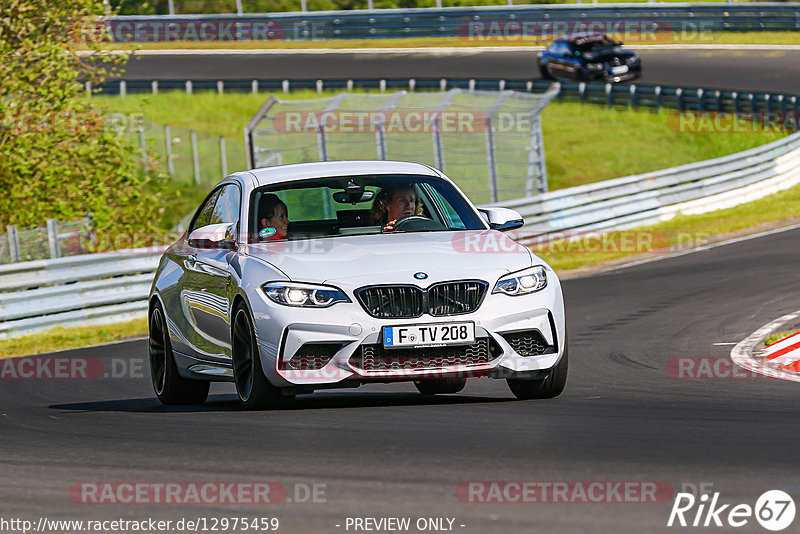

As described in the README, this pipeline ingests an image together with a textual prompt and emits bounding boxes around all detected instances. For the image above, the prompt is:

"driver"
[370,183,423,232]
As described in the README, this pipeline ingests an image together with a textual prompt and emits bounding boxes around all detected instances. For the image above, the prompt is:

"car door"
[181,184,241,362]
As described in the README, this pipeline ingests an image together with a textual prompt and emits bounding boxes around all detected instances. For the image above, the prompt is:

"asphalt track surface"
[121,49,800,94]
[3,227,800,533]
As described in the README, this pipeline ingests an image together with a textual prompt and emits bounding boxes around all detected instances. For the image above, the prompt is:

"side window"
[209,184,241,226]
[191,189,222,233]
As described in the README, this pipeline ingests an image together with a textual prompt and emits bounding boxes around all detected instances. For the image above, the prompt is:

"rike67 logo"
[668,490,796,531]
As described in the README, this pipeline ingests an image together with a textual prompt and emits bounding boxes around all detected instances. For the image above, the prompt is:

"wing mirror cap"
[478,207,524,232]
[188,222,237,249]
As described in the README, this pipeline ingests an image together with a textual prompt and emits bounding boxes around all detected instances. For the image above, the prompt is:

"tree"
[0,0,165,240]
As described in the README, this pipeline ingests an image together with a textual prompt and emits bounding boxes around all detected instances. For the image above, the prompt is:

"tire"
[231,303,293,410]
[507,339,568,400]
[539,64,553,80]
[149,302,210,405]
[414,378,467,395]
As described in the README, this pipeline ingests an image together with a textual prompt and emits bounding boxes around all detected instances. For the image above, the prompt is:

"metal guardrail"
[95,78,800,116]
[489,129,800,240]
[0,249,163,339]
[110,3,800,41]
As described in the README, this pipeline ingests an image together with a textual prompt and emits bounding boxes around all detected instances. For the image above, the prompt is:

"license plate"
[611,65,629,75]
[383,322,475,348]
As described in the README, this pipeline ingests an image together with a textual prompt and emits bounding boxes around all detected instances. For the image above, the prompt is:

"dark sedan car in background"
[538,34,642,83]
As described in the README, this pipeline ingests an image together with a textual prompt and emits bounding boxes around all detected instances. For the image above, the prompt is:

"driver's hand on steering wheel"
[383,219,398,232]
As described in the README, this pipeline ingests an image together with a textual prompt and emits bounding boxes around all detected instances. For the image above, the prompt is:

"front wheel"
[231,303,293,410]
[414,378,467,395]
[507,339,568,400]
[149,302,209,405]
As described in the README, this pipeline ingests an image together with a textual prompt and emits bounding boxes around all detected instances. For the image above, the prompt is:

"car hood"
[241,230,533,287]
[583,49,636,62]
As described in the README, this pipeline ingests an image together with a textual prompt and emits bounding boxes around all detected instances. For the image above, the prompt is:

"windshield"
[248,174,486,242]
[574,37,618,54]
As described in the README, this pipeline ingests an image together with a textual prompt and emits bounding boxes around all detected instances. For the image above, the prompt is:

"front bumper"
[250,277,566,388]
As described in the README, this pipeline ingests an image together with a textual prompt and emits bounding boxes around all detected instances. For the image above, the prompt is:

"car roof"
[248,160,441,186]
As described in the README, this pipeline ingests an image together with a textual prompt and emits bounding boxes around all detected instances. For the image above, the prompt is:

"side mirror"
[188,222,237,250]
[478,208,524,232]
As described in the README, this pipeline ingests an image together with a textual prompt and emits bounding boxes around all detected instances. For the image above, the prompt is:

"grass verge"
[100,32,800,51]
[0,318,148,360]
[765,330,800,347]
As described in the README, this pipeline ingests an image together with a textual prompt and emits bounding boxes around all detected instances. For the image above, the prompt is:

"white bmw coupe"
[148,161,567,409]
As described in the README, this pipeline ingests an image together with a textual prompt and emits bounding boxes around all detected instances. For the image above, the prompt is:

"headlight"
[587,62,604,70]
[262,282,350,308]
[493,266,547,296]
[627,56,640,65]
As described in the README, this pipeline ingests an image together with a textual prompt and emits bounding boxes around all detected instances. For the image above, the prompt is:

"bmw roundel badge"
[413,272,428,280]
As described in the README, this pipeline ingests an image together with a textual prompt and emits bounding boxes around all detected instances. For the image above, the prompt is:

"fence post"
[164,125,174,176]
[46,219,61,259]
[409,79,416,91]
[430,90,457,171]
[236,0,243,15]
[6,226,20,263]
[168,0,175,14]
[316,80,323,94]
[440,78,447,91]
[605,83,613,108]
[485,92,510,203]
[217,80,224,95]
[282,80,290,93]
[676,88,684,112]
[749,93,756,113]
[151,80,158,95]
[220,136,228,176]
[654,85,662,111]
[697,88,705,112]
[526,114,547,195]
[379,79,387,92]
[186,80,193,94]
[191,130,200,184]
[85,81,92,98]
[119,80,126,97]
[716,90,723,112]
[578,82,586,103]
[301,0,307,11]
[630,84,638,110]
[468,79,476,92]
[732,91,740,114]
[252,80,258,94]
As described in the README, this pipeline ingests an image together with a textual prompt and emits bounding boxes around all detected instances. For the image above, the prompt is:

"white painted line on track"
[712,342,737,346]
[731,310,800,382]
[77,43,800,57]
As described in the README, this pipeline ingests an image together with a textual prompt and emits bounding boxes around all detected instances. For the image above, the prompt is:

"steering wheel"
[391,215,445,232]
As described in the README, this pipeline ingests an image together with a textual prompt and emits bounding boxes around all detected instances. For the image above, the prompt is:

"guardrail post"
[46,219,61,259]
[578,82,586,104]
[715,90,723,112]
[676,88,684,112]
[282,80,290,93]
[440,79,447,91]
[347,80,354,91]
[316,80,323,94]
[220,136,228,176]
[191,130,200,184]
[380,79,386,92]
[469,79,476,92]
[630,84,638,110]
[168,0,175,15]
[251,80,258,94]
[499,80,505,91]
[792,96,798,115]
[766,94,773,114]
[778,94,786,115]
[85,81,92,98]
[605,83,613,108]
[119,80,126,97]
[164,125,174,176]
[732,92,740,114]
[409,79,416,91]
[6,226,20,263]
[300,0,307,11]
[151,80,158,95]
[654,86,662,111]
[185,80,193,94]
[235,0,243,15]
[697,88,705,112]
[526,81,533,92]
[749,93,756,113]
[217,80,224,95]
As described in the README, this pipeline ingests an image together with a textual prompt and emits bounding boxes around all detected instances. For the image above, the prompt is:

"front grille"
[280,343,340,370]
[350,337,501,372]
[501,330,552,357]
[355,280,488,319]
[355,285,423,318]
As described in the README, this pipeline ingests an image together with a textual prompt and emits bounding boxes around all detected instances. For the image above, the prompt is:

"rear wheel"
[149,302,209,405]
[231,303,293,410]
[414,378,467,395]
[507,339,568,400]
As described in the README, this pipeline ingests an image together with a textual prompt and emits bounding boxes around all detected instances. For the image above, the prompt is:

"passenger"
[370,184,423,232]
[258,193,289,241]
